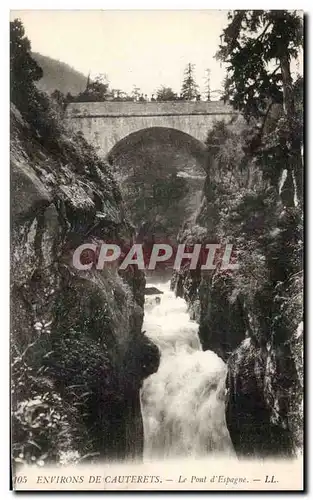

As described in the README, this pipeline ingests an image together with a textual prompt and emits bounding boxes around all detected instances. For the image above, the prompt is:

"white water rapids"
[140,281,234,460]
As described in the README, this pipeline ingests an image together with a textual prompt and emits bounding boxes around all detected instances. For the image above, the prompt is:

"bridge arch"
[65,101,237,157]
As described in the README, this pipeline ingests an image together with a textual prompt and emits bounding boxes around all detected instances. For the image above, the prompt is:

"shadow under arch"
[106,126,208,177]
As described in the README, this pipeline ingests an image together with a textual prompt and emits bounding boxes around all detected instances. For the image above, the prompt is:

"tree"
[156,86,178,101]
[131,86,141,101]
[180,63,199,101]
[10,19,43,107]
[51,89,66,107]
[217,10,303,208]
[110,89,128,101]
[85,73,110,101]
[10,19,64,142]
[205,69,211,102]
[70,73,110,102]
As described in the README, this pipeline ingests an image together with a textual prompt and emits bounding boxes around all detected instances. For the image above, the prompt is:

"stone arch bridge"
[65,101,237,159]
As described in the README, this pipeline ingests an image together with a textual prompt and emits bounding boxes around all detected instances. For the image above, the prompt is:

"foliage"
[11,329,74,467]
[11,321,117,466]
[217,10,303,118]
[66,78,147,103]
[71,73,110,102]
[51,89,67,108]
[156,86,178,101]
[217,10,303,209]
[10,18,68,147]
[86,73,109,99]
[109,89,134,101]
[10,19,43,108]
[180,63,200,101]
[204,69,211,102]
[45,326,115,457]
[131,85,142,101]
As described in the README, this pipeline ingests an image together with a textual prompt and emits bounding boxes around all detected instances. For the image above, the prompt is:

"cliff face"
[11,103,160,466]
[171,116,303,458]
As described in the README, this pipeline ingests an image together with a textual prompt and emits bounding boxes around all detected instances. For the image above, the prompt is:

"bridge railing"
[65,101,237,118]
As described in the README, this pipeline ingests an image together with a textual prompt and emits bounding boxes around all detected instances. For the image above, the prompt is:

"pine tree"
[180,63,199,101]
[205,69,211,102]
[85,72,91,92]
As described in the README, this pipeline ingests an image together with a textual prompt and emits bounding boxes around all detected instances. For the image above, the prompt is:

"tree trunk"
[280,53,303,208]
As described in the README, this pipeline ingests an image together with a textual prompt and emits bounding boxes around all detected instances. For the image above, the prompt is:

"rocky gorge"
[171,114,303,458]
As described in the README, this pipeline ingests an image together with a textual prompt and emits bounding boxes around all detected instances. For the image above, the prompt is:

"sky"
[10,10,230,98]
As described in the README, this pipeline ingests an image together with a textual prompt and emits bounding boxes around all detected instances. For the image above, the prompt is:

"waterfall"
[140,281,234,460]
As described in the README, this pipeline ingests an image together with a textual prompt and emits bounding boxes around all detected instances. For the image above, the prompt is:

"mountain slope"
[32,52,88,95]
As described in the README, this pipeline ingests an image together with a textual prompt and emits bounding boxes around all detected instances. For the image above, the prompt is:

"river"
[140,281,234,460]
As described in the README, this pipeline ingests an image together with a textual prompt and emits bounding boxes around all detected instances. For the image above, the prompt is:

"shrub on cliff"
[11,330,74,467]
[46,327,114,459]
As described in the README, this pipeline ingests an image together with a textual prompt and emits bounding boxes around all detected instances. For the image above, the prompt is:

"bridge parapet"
[65,101,237,118]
